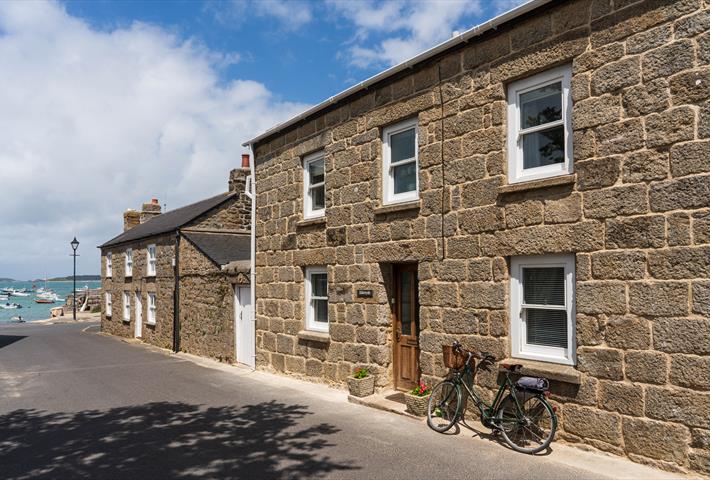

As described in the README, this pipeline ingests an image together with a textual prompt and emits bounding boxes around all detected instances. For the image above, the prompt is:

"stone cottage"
[244,0,710,474]
[99,164,253,364]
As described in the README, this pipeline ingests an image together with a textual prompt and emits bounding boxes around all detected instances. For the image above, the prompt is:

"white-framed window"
[105,292,112,317]
[303,151,325,218]
[125,248,133,277]
[507,65,573,184]
[123,291,131,322]
[147,244,157,276]
[305,266,328,332]
[147,292,156,325]
[510,254,576,366]
[106,252,112,278]
[382,118,419,205]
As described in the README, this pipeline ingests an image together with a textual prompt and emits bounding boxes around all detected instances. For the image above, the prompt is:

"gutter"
[242,0,551,148]
[246,148,257,370]
[173,230,181,353]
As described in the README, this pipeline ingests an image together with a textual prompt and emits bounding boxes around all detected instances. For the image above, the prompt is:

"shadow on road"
[0,335,26,349]
[0,400,357,479]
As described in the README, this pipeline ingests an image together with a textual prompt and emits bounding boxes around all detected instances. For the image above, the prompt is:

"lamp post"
[70,237,80,320]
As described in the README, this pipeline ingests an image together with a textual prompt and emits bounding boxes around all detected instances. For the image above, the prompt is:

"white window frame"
[305,266,329,333]
[123,291,131,322]
[510,254,576,366]
[105,292,112,317]
[147,244,157,277]
[507,65,573,184]
[303,151,326,219]
[147,292,156,325]
[125,248,133,277]
[382,118,419,205]
[106,252,112,278]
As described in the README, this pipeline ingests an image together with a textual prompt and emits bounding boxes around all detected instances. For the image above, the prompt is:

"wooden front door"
[393,264,420,391]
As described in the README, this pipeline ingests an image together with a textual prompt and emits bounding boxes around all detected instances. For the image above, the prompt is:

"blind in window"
[526,309,568,348]
[523,267,565,305]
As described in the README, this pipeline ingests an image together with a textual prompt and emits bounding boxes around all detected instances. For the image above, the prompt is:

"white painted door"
[134,292,142,338]
[235,286,254,368]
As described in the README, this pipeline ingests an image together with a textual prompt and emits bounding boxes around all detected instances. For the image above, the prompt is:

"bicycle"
[426,341,557,454]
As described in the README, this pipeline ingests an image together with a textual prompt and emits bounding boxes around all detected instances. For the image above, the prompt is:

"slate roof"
[181,232,250,267]
[100,192,235,248]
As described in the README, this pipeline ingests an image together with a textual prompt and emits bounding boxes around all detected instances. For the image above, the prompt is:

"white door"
[134,292,142,338]
[235,286,254,368]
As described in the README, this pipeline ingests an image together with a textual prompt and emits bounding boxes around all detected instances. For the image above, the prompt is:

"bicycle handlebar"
[452,341,496,363]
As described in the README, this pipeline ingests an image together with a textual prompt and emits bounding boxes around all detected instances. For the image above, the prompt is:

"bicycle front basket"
[442,345,468,370]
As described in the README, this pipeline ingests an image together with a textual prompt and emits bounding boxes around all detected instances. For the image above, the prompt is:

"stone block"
[650,175,710,212]
[467,258,492,281]
[480,221,605,256]
[606,315,651,350]
[446,236,480,259]
[419,282,459,308]
[670,354,710,390]
[577,347,624,380]
[625,350,668,384]
[605,215,664,249]
[591,251,646,280]
[563,404,622,446]
[623,417,690,464]
[646,386,710,429]
[622,150,668,183]
[648,246,710,280]
[459,282,505,309]
[670,67,710,105]
[443,309,483,334]
[642,40,695,81]
[368,345,390,365]
[343,342,368,363]
[693,281,710,315]
[576,314,604,346]
[510,13,551,51]
[667,212,691,247]
[645,106,696,149]
[573,95,620,129]
[305,358,323,377]
[575,42,624,74]
[543,194,582,224]
[626,24,672,54]
[629,282,689,317]
[595,118,645,156]
[285,355,306,374]
[460,176,503,208]
[329,323,355,343]
[653,317,710,355]
[576,156,621,190]
[591,56,641,95]
[584,185,648,219]
[675,9,710,38]
[276,333,295,355]
[577,282,627,315]
[622,78,669,117]
[670,141,710,178]
[459,206,505,234]
[505,201,543,228]
[600,381,644,416]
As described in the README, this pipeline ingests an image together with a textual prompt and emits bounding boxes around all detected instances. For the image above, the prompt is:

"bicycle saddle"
[500,363,523,372]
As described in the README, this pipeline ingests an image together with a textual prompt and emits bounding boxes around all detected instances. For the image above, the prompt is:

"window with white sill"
[147,292,156,325]
[125,249,133,277]
[105,292,112,316]
[123,291,131,321]
[303,151,325,219]
[147,244,156,276]
[510,255,576,366]
[305,267,328,332]
[382,118,419,205]
[507,65,573,184]
[106,253,112,278]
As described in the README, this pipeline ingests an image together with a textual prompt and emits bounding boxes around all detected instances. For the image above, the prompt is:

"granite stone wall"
[251,0,710,474]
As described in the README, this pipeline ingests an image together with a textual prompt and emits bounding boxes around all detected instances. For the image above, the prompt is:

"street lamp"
[70,237,80,320]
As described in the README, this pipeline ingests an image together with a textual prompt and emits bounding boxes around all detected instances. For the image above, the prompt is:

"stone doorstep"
[347,390,423,421]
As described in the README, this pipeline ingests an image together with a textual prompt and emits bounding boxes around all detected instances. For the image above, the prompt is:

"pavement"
[0,322,693,480]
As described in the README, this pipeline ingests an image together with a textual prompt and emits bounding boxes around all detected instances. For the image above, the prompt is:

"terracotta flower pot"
[347,375,375,397]
[405,392,431,416]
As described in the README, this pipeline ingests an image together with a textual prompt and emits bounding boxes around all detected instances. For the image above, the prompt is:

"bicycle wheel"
[495,393,556,454]
[427,380,461,433]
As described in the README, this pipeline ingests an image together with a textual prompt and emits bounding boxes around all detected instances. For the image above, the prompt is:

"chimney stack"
[140,198,162,223]
[123,209,140,231]
[229,154,250,193]
[241,153,250,169]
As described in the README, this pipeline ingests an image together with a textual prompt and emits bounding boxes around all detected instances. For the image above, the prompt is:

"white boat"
[1,302,22,309]
[11,291,30,297]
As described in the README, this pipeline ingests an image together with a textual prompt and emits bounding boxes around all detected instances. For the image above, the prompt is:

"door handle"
[395,330,401,342]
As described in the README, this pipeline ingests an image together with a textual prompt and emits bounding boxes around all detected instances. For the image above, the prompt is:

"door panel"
[134,292,142,338]
[393,264,420,391]
[235,286,255,368]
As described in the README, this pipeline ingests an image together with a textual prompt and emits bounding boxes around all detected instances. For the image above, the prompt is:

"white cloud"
[328,0,482,68]
[0,1,307,279]
[211,0,313,31]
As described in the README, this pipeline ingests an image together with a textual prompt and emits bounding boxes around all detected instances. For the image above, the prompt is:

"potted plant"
[404,381,431,416]
[347,367,375,397]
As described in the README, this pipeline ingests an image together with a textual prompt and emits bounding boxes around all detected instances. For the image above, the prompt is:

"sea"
[0,280,101,323]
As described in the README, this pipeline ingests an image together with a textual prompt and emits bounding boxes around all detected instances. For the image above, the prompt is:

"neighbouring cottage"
[99,163,253,364]
[244,0,710,475]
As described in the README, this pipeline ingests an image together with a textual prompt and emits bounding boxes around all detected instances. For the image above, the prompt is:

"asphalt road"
[0,322,624,480]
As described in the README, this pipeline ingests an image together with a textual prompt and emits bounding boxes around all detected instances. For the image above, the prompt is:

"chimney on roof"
[140,198,162,223]
[229,154,250,193]
[123,209,140,231]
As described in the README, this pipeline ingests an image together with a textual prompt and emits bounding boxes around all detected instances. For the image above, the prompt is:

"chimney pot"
[241,153,250,169]
[151,198,159,204]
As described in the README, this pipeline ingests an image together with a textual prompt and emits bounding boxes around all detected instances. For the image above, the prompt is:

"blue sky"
[0,0,522,280]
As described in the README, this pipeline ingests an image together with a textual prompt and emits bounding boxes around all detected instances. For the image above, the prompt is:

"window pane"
[393,162,416,194]
[400,272,412,335]
[526,309,567,348]
[522,125,564,169]
[390,128,415,163]
[520,82,562,129]
[310,185,325,210]
[308,159,324,185]
[523,267,565,305]
[312,273,327,297]
[313,299,328,323]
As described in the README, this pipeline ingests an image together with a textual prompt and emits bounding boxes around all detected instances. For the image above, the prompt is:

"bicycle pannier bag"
[516,376,549,392]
